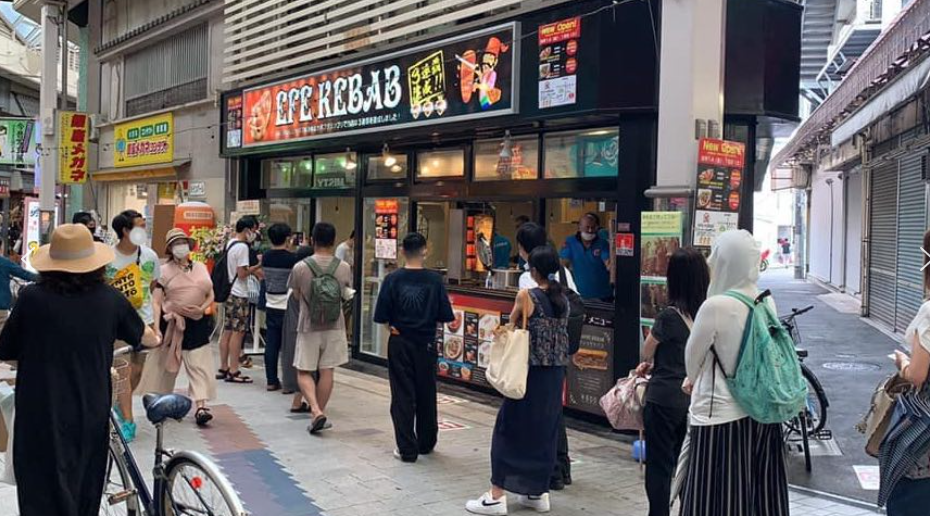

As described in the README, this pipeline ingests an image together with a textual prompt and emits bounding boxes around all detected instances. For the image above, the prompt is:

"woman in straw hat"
[0,224,159,516]
[140,228,217,427]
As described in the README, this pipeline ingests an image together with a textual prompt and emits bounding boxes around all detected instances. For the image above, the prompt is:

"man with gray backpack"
[287,222,353,435]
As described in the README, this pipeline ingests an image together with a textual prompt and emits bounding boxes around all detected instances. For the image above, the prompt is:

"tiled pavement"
[1,360,882,516]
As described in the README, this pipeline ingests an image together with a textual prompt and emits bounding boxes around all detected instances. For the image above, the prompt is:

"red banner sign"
[697,138,745,168]
[538,17,581,45]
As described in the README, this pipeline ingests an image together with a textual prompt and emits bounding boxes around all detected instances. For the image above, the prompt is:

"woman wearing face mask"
[679,230,788,516]
[139,228,217,426]
[559,212,611,302]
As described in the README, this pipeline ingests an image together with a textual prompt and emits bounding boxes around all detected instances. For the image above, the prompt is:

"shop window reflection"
[474,136,539,181]
[360,197,409,359]
[262,156,312,188]
[367,153,409,181]
[313,152,357,189]
[416,148,465,179]
[544,128,619,179]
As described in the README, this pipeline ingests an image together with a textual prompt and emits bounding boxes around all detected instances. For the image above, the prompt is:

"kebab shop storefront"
[220,0,660,417]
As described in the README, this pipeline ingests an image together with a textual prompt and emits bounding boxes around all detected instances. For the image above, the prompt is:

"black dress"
[491,289,569,496]
[0,283,145,516]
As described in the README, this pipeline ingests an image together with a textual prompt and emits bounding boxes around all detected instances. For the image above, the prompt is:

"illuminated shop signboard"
[240,23,518,147]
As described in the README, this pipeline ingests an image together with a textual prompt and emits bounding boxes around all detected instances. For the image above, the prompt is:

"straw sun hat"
[164,228,195,252]
[30,223,114,273]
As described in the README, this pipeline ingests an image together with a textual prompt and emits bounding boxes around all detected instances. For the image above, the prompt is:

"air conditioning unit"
[792,166,811,190]
[89,113,108,142]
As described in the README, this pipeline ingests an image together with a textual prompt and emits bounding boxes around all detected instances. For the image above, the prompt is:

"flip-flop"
[225,371,253,384]
[309,415,328,434]
[195,407,213,427]
[215,369,229,380]
[290,403,311,414]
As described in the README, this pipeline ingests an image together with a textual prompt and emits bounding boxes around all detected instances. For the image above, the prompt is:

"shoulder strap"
[303,256,322,276]
[670,306,693,330]
[324,257,341,276]
[558,265,569,289]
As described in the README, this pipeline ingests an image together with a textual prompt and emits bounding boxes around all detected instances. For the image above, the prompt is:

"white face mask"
[172,244,191,260]
[580,231,596,242]
[246,230,257,243]
[129,227,147,246]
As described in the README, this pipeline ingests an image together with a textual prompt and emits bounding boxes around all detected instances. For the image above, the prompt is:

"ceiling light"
[344,148,357,170]
[390,164,403,173]
[382,143,397,167]
[586,129,612,136]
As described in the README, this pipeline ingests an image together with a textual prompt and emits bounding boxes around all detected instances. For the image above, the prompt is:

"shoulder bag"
[487,290,531,400]
[858,372,910,457]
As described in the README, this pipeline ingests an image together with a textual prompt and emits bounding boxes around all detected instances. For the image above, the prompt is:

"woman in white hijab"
[679,229,789,516]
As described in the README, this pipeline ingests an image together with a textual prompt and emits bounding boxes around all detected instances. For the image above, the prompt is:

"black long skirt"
[491,365,565,496]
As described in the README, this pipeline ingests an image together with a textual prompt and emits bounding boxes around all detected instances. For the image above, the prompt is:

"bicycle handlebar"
[793,306,814,316]
[114,346,134,357]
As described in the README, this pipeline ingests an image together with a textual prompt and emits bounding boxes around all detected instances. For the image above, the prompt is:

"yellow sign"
[641,212,682,236]
[114,113,173,167]
[59,111,90,184]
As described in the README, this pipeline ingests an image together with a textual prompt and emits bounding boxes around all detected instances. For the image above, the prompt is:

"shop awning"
[90,159,190,182]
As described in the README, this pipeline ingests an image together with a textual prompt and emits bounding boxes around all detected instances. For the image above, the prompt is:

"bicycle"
[101,346,248,515]
[779,305,830,473]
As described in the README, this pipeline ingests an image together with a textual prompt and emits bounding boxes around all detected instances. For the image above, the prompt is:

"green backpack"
[711,290,808,424]
[303,257,343,325]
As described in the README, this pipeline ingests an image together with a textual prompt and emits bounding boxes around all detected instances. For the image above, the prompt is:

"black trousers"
[550,410,571,483]
[643,402,689,516]
[387,334,438,460]
[263,308,285,385]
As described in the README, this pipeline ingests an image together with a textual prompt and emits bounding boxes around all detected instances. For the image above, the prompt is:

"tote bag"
[857,373,910,457]
[487,292,530,400]
[599,372,649,431]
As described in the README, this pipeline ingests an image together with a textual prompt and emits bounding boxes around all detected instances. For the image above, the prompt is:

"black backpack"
[212,241,248,303]
[560,266,585,355]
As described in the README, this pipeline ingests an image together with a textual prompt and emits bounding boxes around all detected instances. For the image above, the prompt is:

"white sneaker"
[517,493,550,513]
[466,492,508,515]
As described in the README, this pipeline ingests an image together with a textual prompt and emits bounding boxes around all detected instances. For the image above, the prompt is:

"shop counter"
[437,286,616,418]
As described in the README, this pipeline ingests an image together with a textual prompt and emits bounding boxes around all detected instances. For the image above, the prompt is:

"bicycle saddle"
[142,393,192,425]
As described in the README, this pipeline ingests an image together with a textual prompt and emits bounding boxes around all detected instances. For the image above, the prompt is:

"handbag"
[246,275,261,305]
[599,371,649,431]
[858,372,910,457]
[487,291,530,400]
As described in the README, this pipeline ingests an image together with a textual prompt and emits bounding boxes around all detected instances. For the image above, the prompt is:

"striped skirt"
[680,418,789,516]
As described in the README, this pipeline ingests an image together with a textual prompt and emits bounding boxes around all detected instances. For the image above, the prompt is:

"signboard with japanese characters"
[114,113,174,168]
[374,199,399,260]
[692,138,745,248]
[225,95,243,149]
[0,118,35,166]
[240,24,518,147]
[58,111,89,184]
[538,17,580,109]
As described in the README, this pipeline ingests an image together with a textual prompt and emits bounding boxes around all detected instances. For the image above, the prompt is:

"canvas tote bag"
[487,290,530,400]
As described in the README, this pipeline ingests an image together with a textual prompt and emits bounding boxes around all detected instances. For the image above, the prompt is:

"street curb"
[788,484,882,513]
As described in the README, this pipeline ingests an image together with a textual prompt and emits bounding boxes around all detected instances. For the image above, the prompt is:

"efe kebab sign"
[241,24,518,147]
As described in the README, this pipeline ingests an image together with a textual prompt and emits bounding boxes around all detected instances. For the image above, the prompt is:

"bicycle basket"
[111,357,130,404]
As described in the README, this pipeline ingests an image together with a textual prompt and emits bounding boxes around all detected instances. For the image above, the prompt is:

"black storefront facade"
[219,0,800,418]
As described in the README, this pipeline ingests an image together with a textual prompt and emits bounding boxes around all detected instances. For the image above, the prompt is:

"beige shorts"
[293,330,348,372]
[136,344,217,402]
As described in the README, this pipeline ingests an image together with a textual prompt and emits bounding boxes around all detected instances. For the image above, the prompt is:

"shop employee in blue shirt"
[561,212,612,301]
[492,232,512,269]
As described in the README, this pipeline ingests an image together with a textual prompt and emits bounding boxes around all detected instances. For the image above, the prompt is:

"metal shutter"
[895,151,928,332]
[868,158,898,329]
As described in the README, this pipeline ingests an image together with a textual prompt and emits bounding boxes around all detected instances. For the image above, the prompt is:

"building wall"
[844,171,863,294]
[809,169,845,285]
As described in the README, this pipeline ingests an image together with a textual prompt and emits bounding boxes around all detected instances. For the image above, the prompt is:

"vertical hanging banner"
[58,111,90,184]
[538,17,581,109]
[374,199,399,260]
[692,138,745,247]
[640,212,682,340]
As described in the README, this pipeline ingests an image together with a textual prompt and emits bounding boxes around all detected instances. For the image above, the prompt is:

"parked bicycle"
[779,305,830,472]
[101,346,247,516]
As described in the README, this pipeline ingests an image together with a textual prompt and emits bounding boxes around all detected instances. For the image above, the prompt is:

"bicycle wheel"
[162,456,244,516]
[784,365,828,435]
[99,439,139,516]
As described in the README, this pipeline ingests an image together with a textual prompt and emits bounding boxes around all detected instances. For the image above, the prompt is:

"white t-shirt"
[106,245,161,325]
[906,300,930,355]
[335,241,354,268]
[226,239,251,299]
[519,266,577,291]
[685,290,776,426]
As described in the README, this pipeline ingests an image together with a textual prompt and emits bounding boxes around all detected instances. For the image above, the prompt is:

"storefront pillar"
[655,0,727,187]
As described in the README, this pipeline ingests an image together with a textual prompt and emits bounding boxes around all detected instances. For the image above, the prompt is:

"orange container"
[174,201,215,236]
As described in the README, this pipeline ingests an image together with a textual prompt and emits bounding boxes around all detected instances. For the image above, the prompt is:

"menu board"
[693,138,745,247]
[225,95,243,149]
[566,310,615,415]
[374,199,399,260]
[640,212,682,339]
[538,17,580,109]
[436,292,513,387]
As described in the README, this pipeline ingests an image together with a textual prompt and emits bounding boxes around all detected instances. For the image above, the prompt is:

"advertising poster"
[58,112,89,184]
[225,95,243,149]
[242,24,517,147]
[114,113,174,168]
[640,212,682,339]
[692,138,745,248]
[374,199,399,260]
[24,198,59,257]
[0,118,35,166]
[566,310,615,415]
[538,17,580,109]
[436,292,514,387]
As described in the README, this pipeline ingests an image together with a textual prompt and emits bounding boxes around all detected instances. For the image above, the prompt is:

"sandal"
[239,356,253,368]
[224,371,253,384]
[308,414,328,434]
[215,369,229,380]
[195,407,213,427]
[290,402,311,414]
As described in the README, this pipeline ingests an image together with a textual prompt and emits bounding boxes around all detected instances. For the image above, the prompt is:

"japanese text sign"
[0,118,35,166]
[59,111,89,184]
[114,113,174,167]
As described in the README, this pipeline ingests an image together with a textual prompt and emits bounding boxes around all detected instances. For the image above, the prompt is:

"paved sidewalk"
[1,356,881,515]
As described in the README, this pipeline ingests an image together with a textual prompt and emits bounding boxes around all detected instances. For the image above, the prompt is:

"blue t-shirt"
[492,234,512,269]
[560,234,611,300]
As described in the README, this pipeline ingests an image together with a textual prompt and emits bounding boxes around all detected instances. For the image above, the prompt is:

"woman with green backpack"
[679,230,790,516]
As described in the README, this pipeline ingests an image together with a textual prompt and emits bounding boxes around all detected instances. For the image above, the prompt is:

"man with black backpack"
[515,222,585,491]
[287,222,352,435]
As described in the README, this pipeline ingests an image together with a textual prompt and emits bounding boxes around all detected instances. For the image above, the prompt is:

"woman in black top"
[635,248,709,516]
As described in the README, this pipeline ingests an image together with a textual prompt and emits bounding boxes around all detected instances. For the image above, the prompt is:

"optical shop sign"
[239,24,518,147]
[692,138,745,248]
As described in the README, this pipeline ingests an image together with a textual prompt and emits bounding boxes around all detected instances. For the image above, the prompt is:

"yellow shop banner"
[59,111,90,184]
[114,113,173,167]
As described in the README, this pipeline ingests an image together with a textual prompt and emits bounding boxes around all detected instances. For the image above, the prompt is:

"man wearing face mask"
[217,216,261,384]
[106,209,162,442]
[560,213,612,301]
[73,211,104,243]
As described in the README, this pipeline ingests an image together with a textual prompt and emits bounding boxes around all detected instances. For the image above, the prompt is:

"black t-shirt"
[373,268,455,345]
[645,307,692,410]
